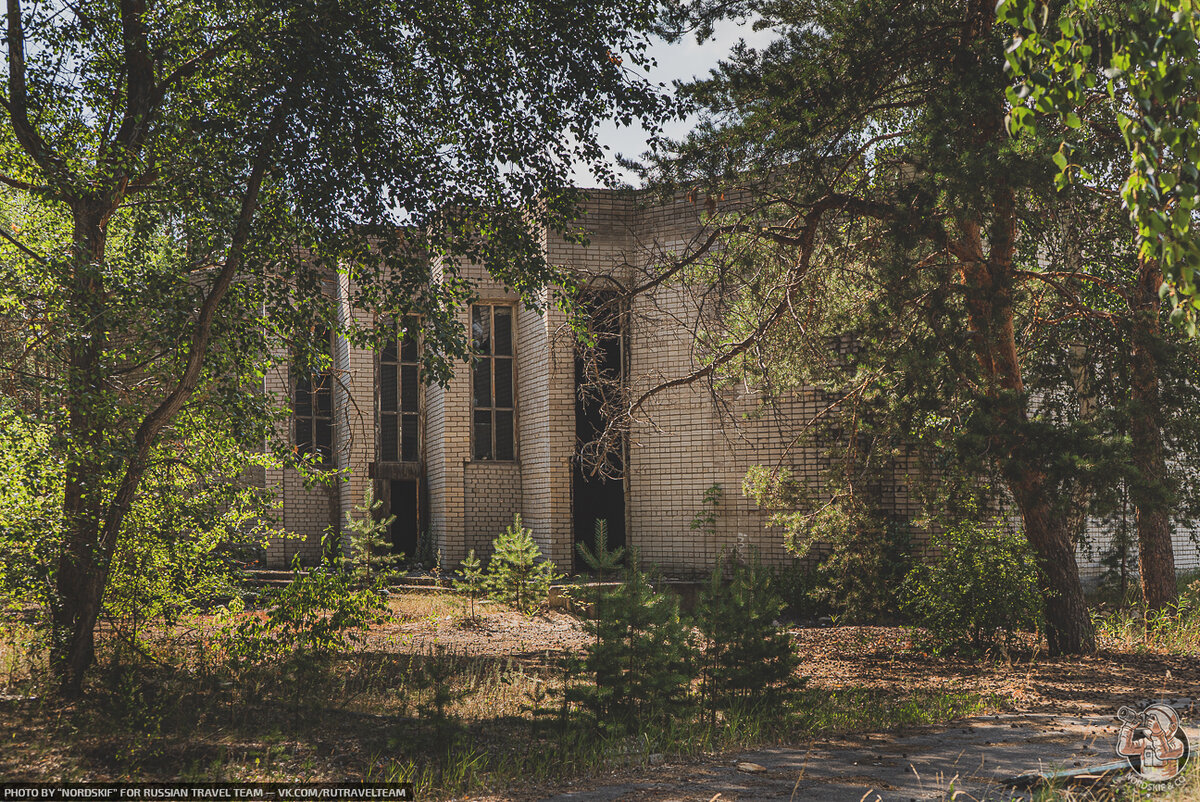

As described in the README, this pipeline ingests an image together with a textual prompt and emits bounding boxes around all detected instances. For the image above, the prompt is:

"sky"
[568,17,777,188]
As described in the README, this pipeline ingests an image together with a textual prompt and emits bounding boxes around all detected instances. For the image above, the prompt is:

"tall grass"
[1093,574,1200,654]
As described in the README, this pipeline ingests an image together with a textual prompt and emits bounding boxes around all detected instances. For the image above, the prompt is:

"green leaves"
[1001,0,1200,328]
[902,516,1044,651]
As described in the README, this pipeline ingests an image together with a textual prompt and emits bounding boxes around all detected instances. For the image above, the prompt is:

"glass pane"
[380,363,397,411]
[472,305,491,354]
[473,358,491,407]
[314,374,332,415]
[402,414,419,462]
[494,306,513,355]
[473,410,492,460]
[294,376,311,418]
[495,410,514,461]
[381,414,398,462]
[381,335,397,364]
[315,419,332,462]
[401,364,418,412]
[494,358,513,408]
[401,316,420,362]
[295,419,312,452]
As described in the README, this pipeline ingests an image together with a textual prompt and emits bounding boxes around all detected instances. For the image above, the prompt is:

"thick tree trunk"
[1129,257,1176,612]
[52,203,110,696]
[1005,467,1096,653]
[952,203,1095,655]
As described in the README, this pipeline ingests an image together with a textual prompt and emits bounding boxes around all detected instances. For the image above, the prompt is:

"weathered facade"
[258,187,1199,582]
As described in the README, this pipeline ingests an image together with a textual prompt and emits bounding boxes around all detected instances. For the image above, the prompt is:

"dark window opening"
[293,327,333,465]
[472,304,515,460]
[380,315,421,463]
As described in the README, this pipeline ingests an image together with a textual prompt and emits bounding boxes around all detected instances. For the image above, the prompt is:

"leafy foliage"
[1001,0,1200,329]
[222,563,390,662]
[744,470,913,621]
[0,405,60,612]
[902,518,1044,650]
[688,483,723,538]
[484,515,559,615]
[0,0,679,689]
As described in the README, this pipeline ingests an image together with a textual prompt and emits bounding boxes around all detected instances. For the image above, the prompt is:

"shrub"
[570,562,698,734]
[696,554,801,714]
[222,560,390,662]
[484,515,558,615]
[902,518,1043,650]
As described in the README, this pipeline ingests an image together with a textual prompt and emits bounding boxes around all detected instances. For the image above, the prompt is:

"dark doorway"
[387,479,419,559]
[573,292,626,569]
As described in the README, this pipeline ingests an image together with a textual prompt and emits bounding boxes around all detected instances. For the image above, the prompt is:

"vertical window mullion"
[490,306,497,458]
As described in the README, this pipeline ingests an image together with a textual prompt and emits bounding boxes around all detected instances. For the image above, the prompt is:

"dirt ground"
[388,602,1200,717]
[376,598,1200,800]
[4,596,1200,800]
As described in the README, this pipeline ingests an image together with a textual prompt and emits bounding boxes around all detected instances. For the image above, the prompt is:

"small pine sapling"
[574,517,626,619]
[485,514,559,615]
[343,488,400,585]
[696,553,800,716]
[576,518,625,580]
[453,548,486,620]
[572,559,699,734]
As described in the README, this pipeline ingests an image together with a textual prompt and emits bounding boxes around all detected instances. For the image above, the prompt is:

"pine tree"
[635,0,1100,652]
[696,554,800,716]
[485,515,559,615]
[575,518,625,581]
[572,561,698,734]
[453,549,486,620]
[343,488,399,585]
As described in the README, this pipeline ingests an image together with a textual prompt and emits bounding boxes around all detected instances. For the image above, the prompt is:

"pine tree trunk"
[51,203,110,696]
[952,203,1095,655]
[1130,257,1176,611]
[1005,467,1096,654]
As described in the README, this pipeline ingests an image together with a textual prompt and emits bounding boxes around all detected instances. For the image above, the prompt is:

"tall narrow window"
[472,304,515,460]
[379,315,421,463]
[293,328,333,464]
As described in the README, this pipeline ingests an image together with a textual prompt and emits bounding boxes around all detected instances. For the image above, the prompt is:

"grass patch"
[1093,573,1200,654]
[0,592,1009,799]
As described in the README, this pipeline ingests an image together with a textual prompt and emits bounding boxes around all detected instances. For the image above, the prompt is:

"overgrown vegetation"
[483,515,559,615]
[339,489,401,584]
[570,562,697,733]
[1094,573,1200,655]
[902,518,1045,651]
[218,564,391,663]
[695,555,801,713]
[0,590,1008,799]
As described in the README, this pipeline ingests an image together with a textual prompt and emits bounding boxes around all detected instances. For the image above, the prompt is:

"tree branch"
[95,99,291,557]
[4,0,70,183]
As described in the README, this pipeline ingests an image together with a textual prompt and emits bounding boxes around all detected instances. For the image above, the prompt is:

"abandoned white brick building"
[257,187,1199,580]
[256,187,870,573]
